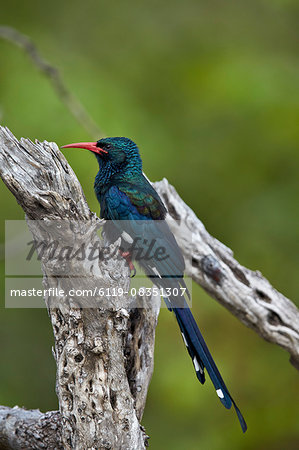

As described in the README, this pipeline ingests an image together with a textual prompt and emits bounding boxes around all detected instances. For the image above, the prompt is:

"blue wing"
[101,184,186,280]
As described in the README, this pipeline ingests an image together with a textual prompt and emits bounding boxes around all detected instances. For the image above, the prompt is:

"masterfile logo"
[5,219,192,309]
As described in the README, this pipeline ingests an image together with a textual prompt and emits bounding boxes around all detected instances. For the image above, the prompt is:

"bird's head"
[62,137,142,176]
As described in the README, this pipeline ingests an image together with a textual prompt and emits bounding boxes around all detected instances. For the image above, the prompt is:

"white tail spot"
[121,231,133,244]
[216,389,224,399]
[193,357,201,372]
[152,266,162,279]
[181,332,188,347]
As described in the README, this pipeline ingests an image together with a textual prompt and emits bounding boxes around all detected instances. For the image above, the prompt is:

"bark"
[154,179,299,370]
[0,125,298,448]
[0,407,63,450]
[0,126,158,449]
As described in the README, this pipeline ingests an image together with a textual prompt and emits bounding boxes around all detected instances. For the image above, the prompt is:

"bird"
[62,137,247,433]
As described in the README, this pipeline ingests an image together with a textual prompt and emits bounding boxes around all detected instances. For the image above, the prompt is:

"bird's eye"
[100,143,112,150]
[96,141,111,150]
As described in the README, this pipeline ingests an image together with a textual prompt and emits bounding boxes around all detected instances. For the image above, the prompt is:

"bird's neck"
[94,162,142,195]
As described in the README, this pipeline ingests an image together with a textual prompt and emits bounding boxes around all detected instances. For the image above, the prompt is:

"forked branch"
[0,126,298,449]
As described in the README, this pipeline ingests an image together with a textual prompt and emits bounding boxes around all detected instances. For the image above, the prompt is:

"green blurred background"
[0,1,299,448]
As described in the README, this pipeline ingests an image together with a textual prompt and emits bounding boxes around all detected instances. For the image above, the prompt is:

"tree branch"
[154,179,299,370]
[0,26,103,140]
[0,126,298,448]
[0,407,63,450]
[0,126,158,449]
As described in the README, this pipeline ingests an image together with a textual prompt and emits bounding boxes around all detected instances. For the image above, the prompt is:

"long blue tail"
[171,303,247,433]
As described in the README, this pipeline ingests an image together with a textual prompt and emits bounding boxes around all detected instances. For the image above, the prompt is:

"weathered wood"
[0,126,158,449]
[0,407,63,450]
[0,126,298,449]
[154,178,299,369]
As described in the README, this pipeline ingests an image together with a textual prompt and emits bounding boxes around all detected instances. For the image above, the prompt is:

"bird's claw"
[119,250,136,277]
[130,266,137,278]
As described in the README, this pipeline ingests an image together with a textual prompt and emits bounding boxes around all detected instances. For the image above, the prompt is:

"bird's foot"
[119,250,136,277]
